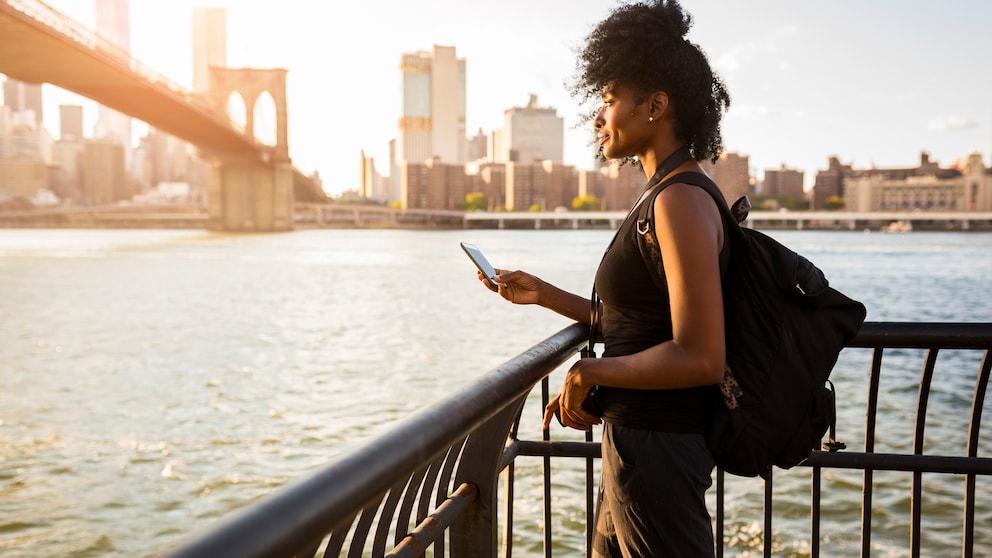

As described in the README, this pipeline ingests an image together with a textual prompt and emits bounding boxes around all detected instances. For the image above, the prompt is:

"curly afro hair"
[570,0,731,163]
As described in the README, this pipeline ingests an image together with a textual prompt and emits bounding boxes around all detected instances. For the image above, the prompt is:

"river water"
[1,228,990,557]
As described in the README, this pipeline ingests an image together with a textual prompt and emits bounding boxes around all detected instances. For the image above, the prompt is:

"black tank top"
[593,176,726,433]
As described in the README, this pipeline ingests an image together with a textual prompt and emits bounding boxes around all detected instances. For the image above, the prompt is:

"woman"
[479,1,731,556]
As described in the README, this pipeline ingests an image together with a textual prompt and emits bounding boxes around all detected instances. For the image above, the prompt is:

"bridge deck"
[0,0,260,154]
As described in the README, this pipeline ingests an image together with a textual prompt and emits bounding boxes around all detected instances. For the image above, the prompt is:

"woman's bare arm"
[477,268,592,325]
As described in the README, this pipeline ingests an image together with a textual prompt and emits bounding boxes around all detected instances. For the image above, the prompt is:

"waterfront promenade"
[460,208,992,231]
[3,202,992,231]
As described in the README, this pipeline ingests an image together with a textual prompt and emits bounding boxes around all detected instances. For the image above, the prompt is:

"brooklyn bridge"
[0,0,328,231]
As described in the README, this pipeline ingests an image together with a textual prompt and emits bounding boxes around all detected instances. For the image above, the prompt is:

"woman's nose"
[593,109,604,128]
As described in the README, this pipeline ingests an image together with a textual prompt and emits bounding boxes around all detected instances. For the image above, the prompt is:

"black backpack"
[635,172,867,478]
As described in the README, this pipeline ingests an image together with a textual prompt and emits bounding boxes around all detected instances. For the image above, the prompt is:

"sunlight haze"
[29,0,992,196]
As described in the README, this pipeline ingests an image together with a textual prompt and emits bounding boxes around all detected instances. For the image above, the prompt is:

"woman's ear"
[649,91,669,120]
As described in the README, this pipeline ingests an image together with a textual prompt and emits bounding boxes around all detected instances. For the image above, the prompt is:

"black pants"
[594,424,715,557]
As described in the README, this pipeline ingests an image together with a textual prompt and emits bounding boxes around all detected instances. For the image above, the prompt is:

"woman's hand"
[475,266,592,328]
[542,359,603,431]
[477,268,544,305]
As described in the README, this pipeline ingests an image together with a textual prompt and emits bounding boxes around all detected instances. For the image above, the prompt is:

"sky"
[14,0,992,195]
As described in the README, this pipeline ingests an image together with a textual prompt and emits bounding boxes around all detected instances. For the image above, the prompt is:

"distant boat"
[881,220,913,233]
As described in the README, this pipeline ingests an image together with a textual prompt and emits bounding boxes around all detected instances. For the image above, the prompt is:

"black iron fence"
[160,322,992,558]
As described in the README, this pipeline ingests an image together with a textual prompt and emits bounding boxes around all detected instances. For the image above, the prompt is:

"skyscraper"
[762,165,805,204]
[393,45,466,205]
[499,94,563,163]
[396,45,466,165]
[192,7,227,94]
[59,105,84,141]
[701,151,751,204]
[2,79,43,126]
[93,0,132,150]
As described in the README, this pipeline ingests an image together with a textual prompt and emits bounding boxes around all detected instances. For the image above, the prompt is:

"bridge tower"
[205,67,293,231]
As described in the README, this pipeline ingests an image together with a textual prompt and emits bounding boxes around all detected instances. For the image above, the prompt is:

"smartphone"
[460,242,499,288]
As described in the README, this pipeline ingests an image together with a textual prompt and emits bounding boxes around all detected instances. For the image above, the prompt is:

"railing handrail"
[159,323,588,558]
[850,321,992,348]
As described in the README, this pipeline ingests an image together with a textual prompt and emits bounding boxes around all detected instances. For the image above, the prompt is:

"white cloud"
[729,104,805,121]
[712,25,798,74]
[928,115,979,131]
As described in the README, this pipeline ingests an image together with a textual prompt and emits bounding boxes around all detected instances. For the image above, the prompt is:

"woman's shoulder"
[655,178,718,212]
[653,179,723,236]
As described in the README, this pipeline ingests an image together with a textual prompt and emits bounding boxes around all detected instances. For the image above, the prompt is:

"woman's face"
[594,82,652,160]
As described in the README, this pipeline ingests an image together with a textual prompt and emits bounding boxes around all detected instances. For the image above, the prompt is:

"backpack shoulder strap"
[638,171,742,229]
[634,171,739,291]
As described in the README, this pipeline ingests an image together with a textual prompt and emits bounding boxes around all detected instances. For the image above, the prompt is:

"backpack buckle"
[823,438,847,453]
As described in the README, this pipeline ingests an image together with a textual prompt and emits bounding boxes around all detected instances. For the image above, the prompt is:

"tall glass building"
[396,45,466,166]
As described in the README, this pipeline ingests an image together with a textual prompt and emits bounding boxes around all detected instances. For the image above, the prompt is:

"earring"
[649,116,654,122]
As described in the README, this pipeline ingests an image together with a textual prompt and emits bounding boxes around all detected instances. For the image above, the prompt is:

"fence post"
[448,395,528,557]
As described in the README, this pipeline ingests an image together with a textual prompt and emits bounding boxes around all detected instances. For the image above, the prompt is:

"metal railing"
[805,323,992,558]
[160,323,588,558]
[159,322,992,557]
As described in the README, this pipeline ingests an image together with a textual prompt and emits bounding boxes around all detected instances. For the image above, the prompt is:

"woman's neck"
[638,143,685,178]
[640,140,688,180]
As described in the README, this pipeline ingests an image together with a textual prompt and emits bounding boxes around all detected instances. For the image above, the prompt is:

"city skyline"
[10,0,992,196]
